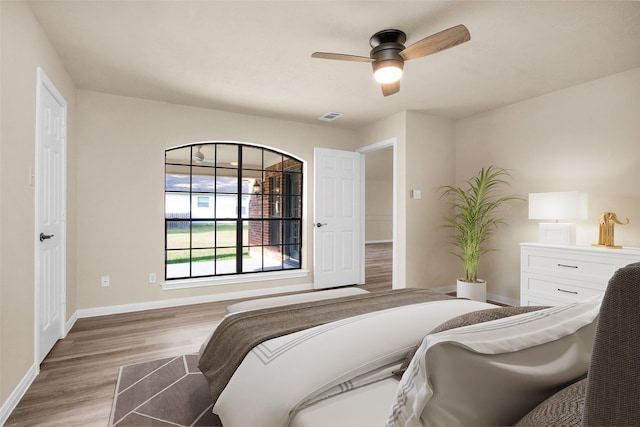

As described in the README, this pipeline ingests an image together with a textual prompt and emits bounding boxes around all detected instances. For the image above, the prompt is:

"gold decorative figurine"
[593,212,630,248]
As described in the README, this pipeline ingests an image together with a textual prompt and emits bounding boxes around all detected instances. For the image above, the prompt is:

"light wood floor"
[6,243,393,427]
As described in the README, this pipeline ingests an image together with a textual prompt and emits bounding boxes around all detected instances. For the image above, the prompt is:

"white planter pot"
[456,278,487,302]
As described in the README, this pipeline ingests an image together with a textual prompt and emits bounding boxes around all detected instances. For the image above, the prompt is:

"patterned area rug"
[110,354,222,426]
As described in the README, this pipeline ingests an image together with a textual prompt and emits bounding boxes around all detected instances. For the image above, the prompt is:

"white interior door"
[35,68,67,363]
[313,148,363,289]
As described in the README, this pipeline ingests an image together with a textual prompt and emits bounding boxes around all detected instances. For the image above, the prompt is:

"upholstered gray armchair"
[583,261,640,426]
[517,262,640,426]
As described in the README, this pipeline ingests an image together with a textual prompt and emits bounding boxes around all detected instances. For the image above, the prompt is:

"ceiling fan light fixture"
[373,61,403,84]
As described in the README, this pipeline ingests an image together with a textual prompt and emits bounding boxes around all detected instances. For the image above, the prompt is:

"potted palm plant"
[438,166,523,301]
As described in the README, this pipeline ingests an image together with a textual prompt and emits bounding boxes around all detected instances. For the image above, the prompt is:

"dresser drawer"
[523,275,604,303]
[522,293,571,307]
[524,251,624,281]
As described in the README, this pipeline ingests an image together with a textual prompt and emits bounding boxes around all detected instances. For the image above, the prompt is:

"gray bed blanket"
[198,288,454,405]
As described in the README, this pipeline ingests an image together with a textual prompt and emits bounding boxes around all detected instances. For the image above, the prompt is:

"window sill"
[161,269,310,290]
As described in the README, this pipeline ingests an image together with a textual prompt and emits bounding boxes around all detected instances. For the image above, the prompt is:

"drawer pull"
[557,288,579,295]
[557,263,578,269]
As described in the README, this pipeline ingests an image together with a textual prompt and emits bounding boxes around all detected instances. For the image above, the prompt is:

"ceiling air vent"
[318,112,343,122]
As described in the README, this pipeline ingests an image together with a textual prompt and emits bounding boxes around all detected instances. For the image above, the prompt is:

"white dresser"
[520,243,640,306]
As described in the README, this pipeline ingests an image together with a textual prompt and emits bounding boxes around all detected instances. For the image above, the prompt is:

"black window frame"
[164,142,303,280]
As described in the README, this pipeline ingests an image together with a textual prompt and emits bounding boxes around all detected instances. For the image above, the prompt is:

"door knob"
[315,222,327,228]
[40,232,54,242]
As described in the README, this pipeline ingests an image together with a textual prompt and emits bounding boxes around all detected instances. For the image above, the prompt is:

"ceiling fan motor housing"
[369,29,407,48]
[369,29,407,74]
[371,43,405,74]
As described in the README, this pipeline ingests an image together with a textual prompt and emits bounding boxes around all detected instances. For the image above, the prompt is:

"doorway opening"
[358,138,397,290]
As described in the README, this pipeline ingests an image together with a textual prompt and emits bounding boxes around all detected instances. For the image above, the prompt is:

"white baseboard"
[0,363,38,426]
[71,280,517,320]
[431,285,455,294]
[487,293,519,307]
[63,310,78,338]
[365,240,393,244]
[75,282,314,319]
[430,285,517,306]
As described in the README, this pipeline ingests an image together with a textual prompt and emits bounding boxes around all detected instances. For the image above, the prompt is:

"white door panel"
[36,68,67,363]
[313,148,362,289]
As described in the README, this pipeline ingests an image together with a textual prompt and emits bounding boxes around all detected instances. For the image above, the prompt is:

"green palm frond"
[438,166,524,283]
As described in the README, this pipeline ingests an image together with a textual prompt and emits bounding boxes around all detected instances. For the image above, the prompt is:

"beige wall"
[455,67,640,301]
[404,111,457,289]
[75,90,357,309]
[0,0,77,407]
[364,179,393,241]
[364,150,393,242]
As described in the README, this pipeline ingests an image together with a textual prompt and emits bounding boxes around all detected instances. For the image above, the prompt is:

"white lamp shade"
[528,191,588,220]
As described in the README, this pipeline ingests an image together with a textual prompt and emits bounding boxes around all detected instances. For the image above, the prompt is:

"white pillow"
[387,297,601,427]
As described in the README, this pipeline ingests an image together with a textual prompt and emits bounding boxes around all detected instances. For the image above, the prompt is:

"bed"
[198,287,600,427]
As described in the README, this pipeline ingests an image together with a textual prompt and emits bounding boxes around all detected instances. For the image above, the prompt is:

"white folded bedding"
[213,298,496,427]
[291,378,401,427]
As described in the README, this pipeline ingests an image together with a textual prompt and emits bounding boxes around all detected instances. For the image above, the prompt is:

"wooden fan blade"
[311,52,374,62]
[381,80,400,97]
[400,24,470,61]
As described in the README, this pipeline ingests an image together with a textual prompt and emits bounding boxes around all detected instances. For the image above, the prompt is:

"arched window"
[165,143,303,280]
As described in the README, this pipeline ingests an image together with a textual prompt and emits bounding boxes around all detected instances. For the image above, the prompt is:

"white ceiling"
[28,1,640,129]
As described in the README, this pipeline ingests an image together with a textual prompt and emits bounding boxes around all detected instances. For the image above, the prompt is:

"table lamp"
[528,191,588,245]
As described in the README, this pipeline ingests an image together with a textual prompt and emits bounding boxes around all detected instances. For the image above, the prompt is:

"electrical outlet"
[101,275,110,287]
[149,273,156,284]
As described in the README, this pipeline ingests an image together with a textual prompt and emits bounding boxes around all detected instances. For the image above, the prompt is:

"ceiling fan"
[311,24,470,96]
[193,145,215,165]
